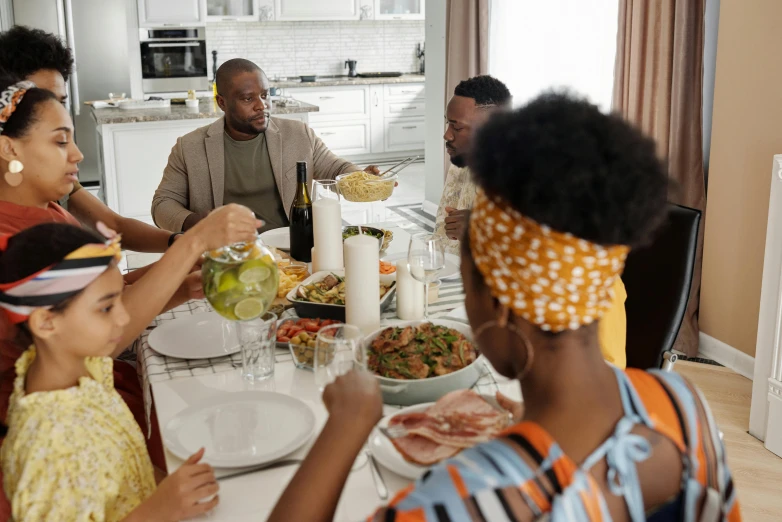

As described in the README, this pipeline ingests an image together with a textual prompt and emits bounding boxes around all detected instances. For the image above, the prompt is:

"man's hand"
[444,207,470,241]
[496,392,524,423]
[363,165,381,175]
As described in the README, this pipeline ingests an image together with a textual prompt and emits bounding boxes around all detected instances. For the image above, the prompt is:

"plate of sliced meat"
[369,389,513,479]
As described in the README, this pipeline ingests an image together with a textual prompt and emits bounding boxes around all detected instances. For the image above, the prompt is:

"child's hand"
[142,448,219,521]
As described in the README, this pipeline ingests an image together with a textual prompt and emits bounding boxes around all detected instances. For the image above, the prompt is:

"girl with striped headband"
[265,93,741,522]
[0,223,219,521]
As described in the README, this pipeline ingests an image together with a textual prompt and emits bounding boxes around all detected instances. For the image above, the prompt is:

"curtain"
[613,0,706,357]
[443,0,490,178]
[488,0,619,111]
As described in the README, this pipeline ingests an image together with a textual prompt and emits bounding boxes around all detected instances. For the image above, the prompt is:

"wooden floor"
[676,361,782,521]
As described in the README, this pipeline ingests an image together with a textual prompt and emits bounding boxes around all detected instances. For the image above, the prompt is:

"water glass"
[313,179,341,202]
[408,233,446,318]
[314,324,365,391]
[236,312,278,381]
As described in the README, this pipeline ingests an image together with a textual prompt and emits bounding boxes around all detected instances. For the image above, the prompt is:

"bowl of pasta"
[336,171,395,202]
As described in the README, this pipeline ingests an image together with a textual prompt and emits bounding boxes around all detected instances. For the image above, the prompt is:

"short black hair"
[0,26,74,82]
[215,58,263,95]
[454,75,511,107]
[469,92,668,248]
[0,76,59,138]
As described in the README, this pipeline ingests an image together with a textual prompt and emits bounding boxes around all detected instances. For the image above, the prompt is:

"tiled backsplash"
[206,20,425,78]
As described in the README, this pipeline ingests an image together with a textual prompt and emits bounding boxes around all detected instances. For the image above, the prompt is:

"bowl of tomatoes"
[277,317,342,370]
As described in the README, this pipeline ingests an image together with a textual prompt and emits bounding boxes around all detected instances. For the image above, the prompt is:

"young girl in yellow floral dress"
[0,223,219,522]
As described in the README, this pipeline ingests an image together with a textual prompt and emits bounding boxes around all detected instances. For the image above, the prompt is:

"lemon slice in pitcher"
[238,261,271,285]
[234,297,265,320]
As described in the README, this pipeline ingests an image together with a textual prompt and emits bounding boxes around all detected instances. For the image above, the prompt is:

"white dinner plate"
[148,312,239,359]
[260,227,290,251]
[381,252,461,280]
[370,394,506,480]
[164,391,315,468]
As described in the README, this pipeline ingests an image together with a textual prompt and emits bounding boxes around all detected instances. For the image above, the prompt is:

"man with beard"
[433,75,511,253]
[152,59,379,233]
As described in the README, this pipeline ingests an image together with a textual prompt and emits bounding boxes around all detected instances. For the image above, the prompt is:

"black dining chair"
[622,203,701,371]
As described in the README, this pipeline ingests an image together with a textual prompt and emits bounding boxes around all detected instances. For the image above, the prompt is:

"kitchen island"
[91,98,319,226]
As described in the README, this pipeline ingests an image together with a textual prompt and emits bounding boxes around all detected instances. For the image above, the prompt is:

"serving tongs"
[368,156,420,183]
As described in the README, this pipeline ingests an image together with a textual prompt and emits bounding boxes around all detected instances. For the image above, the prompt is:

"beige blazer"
[151,116,360,232]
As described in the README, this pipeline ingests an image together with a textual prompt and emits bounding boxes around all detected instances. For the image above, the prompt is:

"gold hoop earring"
[474,309,536,380]
[4,160,23,187]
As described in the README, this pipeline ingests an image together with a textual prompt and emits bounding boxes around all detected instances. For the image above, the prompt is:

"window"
[489,0,619,111]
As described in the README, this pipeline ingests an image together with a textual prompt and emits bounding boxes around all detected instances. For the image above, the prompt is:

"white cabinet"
[385,119,425,152]
[285,86,370,122]
[310,121,371,156]
[138,0,207,26]
[374,0,424,20]
[275,0,360,20]
[207,0,258,21]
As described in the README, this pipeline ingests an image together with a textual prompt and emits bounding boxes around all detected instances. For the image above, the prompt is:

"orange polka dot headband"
[469,188,629,332]
[0,81,35,135]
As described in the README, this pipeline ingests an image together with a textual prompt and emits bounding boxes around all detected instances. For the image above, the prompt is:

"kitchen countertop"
[90,98,319,125]
[271,73,425,89]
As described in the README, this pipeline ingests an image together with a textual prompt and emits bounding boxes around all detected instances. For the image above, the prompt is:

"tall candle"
[344,235,380,334]
[312,198,343,272]
[396,261,425,320]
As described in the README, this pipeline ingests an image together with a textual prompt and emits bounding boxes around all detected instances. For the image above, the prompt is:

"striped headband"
[0,235,122,324]
[469,188,629,332]
[0,81,35,135]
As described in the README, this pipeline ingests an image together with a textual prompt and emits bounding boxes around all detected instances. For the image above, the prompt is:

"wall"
[700,0,782,358]
[206,20,424,78]
[423,0,446,210]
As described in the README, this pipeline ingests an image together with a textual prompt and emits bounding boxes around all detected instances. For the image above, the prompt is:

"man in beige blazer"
[152,58,378,233]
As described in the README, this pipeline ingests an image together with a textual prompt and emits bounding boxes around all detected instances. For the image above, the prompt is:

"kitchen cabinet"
[274,0,360,21]
[281,82,424,160]
[207,0,258,21]
[374,0,424,20]
[138,0,207,27]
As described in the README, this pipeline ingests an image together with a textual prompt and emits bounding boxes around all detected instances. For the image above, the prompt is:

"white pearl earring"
[4,159,23,187]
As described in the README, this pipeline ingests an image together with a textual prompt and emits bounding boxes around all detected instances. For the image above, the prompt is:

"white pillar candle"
[310,247,318,273]
[344,235,380,334]
[396,261,425,320]
[313,198,344,272]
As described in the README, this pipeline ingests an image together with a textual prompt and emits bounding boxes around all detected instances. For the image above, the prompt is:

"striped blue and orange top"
[370,367,741,522]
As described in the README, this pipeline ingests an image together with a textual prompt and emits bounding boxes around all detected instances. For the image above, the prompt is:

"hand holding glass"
[314,324,365,391]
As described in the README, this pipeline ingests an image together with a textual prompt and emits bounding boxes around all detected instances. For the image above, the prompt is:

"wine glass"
[407,233,445,319]
[313,324,365,391]
[312,180,341,202]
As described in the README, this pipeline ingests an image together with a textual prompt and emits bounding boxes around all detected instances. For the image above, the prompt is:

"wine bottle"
[289,161,314,262]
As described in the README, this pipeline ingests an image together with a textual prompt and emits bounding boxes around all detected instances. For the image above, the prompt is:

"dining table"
[133,219,523,521]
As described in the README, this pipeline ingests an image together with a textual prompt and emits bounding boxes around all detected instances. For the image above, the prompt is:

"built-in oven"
[139,27,208,93]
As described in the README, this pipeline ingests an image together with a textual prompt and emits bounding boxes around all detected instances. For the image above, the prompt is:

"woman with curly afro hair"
[264,93,741,522]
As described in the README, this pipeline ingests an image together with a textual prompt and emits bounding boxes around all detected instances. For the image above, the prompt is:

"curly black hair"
[454,75,512,107]
[0,26,74,82]
[469,92,668,248]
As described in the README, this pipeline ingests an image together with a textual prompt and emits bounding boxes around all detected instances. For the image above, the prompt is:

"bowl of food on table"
[341,226,386,251]
[369,389,513,479]
[364,319,485,406]
[336,171,395,202]
[286,270,396,320]
[276,317,343,370]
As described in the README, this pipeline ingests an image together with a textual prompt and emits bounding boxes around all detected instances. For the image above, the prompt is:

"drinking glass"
[407,233,445,319]
[313,324,365,391]
[236,312,278,381]
[312,180,341,202]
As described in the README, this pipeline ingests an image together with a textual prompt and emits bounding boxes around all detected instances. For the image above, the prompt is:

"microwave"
[139,27,208,93]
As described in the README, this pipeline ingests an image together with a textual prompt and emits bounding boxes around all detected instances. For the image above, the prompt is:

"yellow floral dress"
[0,348,156,522]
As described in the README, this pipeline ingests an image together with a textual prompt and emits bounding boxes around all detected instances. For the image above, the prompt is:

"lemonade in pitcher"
[202,239,279,321]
